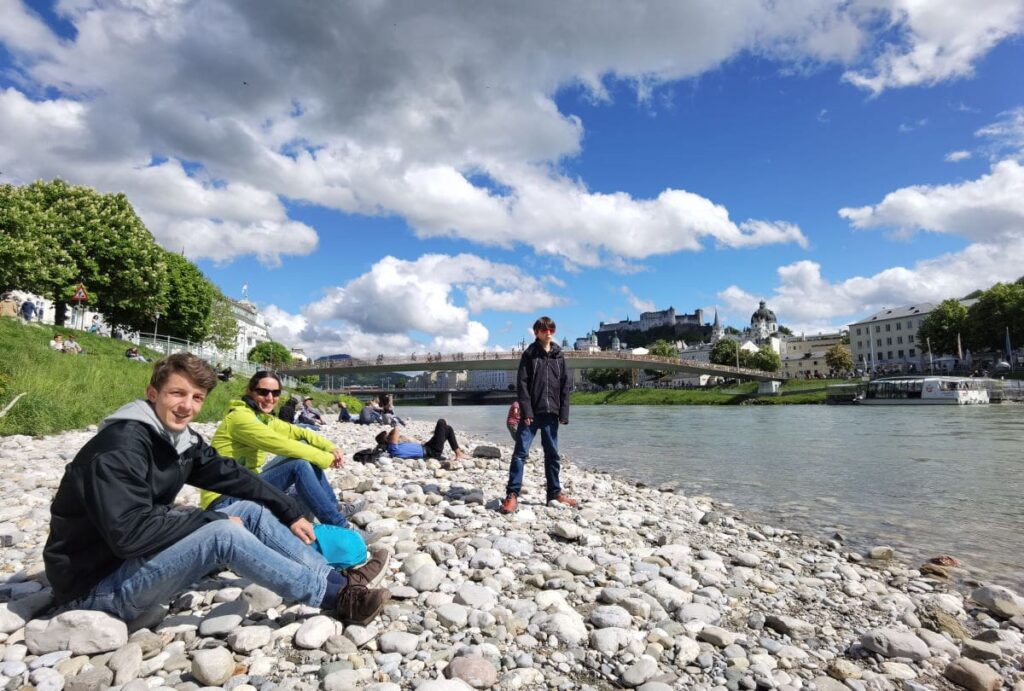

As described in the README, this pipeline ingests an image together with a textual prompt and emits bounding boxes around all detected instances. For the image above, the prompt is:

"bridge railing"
[283,349,774,378]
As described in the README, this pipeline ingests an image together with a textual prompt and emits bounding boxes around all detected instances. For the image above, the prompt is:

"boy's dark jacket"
[43,400,303,604]
[517,340,571,423]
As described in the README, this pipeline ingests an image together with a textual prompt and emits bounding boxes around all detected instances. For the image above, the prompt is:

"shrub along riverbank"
[0,318,358,436]
[571,378,847,406]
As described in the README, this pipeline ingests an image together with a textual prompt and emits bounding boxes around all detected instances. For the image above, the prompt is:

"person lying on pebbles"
[42,354,390,627]
[375,418,470,461]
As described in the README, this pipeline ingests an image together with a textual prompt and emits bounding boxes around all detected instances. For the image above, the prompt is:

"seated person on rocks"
[203,371,364,529]
[375,419,470,461]
[295,396,325,429]
[337,400,352,423]
[379,394,406,426]
[357,400,383,425]
[48,333,65,352]
[278,396,299,423]
[43,353,389,626]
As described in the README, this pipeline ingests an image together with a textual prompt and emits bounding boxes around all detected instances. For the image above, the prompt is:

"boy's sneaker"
[551,493,578,508]
[344,548,391,588]
[334,584,390,626]
[499,494,518,514]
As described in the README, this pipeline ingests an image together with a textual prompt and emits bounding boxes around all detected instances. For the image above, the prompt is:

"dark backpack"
[352,446,385,464]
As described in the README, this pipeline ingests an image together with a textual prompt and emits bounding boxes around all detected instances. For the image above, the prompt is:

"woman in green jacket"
[203,371,353,527]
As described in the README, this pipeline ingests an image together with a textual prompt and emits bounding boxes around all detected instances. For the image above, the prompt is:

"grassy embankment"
[571,377,846,406]
[0,318,360,436]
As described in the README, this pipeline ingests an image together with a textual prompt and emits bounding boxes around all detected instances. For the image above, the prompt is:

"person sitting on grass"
[203,371,364,529]
[375,419,470,461]
[48,334,65,352]
[43,353,389,627]
[63,335,83,355]
[126,347,147,362]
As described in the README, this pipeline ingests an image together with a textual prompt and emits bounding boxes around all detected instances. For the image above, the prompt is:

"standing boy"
[500,316,577,513]
[43,353,389,625]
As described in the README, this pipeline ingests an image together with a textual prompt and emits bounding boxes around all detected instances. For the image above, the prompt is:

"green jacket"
[201,398,336,509]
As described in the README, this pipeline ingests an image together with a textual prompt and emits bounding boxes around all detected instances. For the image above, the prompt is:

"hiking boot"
[334,584,390,625]
[344,548,391,588]
[499,494,518,514]
[551,493,578,508]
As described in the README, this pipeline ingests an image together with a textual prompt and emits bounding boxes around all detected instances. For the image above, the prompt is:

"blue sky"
[3,1,1023,356]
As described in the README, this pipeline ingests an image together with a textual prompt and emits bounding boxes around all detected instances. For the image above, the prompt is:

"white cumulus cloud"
[945,150,971,163]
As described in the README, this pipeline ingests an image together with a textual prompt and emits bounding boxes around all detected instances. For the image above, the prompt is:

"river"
[401,403,1023,590]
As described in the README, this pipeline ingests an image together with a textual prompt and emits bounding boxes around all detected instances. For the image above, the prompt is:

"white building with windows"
[227,298,271,362]
[467,369,516,390]
[781,331,847,378]
[848,304,932,372]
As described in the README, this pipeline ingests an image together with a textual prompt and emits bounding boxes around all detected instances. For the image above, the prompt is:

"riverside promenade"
[1,419,1022,690]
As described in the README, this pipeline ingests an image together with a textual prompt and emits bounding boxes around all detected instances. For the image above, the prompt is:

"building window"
[898,350,904,358]
[907,320,913,328]
[886,337,892,345]
[877,339,882,347]
[909,348,916,357]
[856,327,861,335]
[885,324,891,332]
[875,325,881,333]
[857,340,862,348]
[897,336,903,344]
[896,322,901,331]
[908,335,914,343]
[887,351,893,359]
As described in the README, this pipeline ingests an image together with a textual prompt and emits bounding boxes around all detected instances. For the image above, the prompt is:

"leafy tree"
[207,294,240,353]
[0,183,77,300]
[585,368,631,388]
[825,344,853,373]
[644,338,679,376]
[160,251,215,342]
[12,180,168,328]
[248,340,293,368]
[963,289,985,299]
[723,326,742,336]
[918,299,970,356]
[777,325,793,336]
[710,339,749,367]
[967,282,1024,353]
[748,344,781,373]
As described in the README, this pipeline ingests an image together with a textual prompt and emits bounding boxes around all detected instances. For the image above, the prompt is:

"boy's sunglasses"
[253,387,282,398]
[535,327,556,334]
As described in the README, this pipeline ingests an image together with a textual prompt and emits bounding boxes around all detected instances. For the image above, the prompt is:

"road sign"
[71,283,89,303]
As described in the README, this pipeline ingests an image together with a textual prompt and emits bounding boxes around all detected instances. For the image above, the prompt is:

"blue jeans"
[505,413,562,501]
[215,456,349,528]
[70,501,331,621]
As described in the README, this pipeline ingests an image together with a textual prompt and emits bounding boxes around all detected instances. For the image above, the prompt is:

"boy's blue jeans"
[69,501,331,622]
[214,455,349,527]
[505,413,562,501]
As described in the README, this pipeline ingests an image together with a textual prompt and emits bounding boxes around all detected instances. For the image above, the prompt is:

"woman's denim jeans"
[215,456,349,527]
[70,500,330,621]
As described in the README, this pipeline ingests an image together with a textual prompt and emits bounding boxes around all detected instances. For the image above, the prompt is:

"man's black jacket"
[44,420,304,603]
[517,340,571,423]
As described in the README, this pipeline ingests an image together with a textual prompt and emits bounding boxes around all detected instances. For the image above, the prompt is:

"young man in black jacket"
[500,316,578,513]
[43,353,388,625]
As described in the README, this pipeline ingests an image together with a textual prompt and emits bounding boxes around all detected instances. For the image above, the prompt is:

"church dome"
[750,300,776,325]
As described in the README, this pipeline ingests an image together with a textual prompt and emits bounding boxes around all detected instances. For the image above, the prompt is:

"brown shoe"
[551,493,578,508]
[344,548,390,588]
[334,584,390,625]
[499,494,518,514]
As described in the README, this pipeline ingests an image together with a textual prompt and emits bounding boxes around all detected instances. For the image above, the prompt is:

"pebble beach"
[1,417,1023,691]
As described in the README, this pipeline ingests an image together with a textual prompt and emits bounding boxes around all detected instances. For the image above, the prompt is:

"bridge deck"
[282,350,777,382]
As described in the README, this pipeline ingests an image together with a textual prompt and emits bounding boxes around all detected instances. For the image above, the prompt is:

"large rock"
[971,585,1024,619]
[860,628,930,661]
[380,630,419,655]
[765,614,815,640]
[401,553,436,577]
[590,627,630,654]
[191,646,235,687]
[677,603,721,625]
[471,446,501,459]
[108,642,143,685]
[198,599,248,636]
[227,625,272,653]
[643,580,690,611]
[437,603,469,628]
[410,564,444,592]
[294,615,334,649]
[589,605,632,629]
[242,583,283,612]
[944,657,1003,691]
[455,583,496,609]
[538,612,587,646]
[26,610,128,655]
[564,555,596,576]
[621,657,659,687]
[446,655,498,688]
[470,548,504,570]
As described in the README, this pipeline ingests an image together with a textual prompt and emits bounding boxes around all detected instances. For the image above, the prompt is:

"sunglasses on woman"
[253,387,282,398]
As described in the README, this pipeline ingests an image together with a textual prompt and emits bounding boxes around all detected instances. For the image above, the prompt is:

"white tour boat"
[859,376,989,405]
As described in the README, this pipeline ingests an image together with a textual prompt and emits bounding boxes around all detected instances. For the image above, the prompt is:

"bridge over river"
[281,350,778,394]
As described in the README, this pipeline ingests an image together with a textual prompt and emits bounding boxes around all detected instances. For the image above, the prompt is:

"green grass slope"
[0,318,359,436]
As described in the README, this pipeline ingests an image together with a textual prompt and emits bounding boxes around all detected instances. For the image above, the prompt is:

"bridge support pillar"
[758,380,782,395]
[434,391,453,406]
